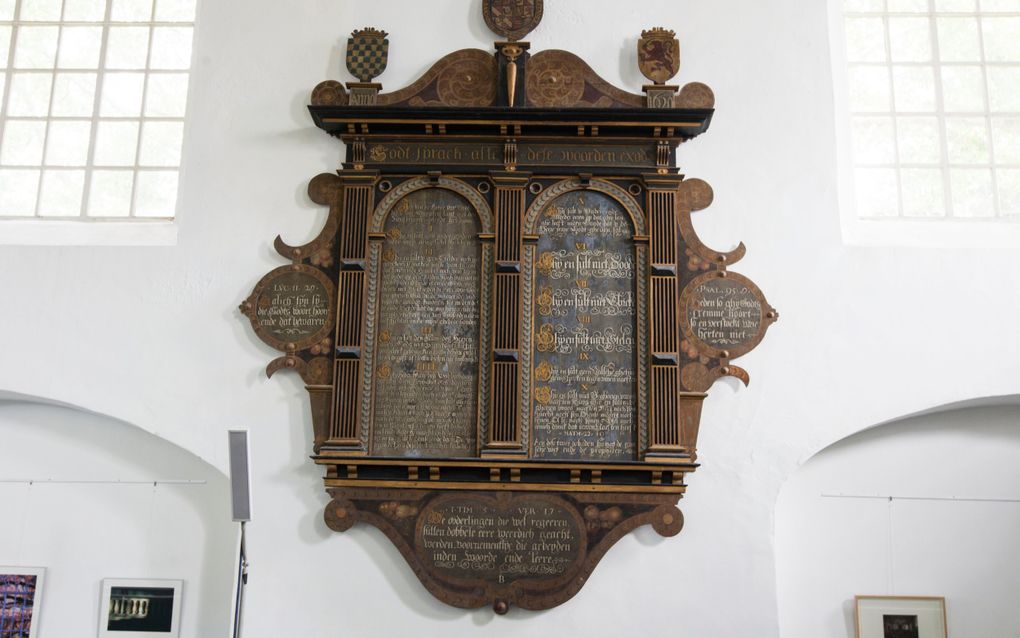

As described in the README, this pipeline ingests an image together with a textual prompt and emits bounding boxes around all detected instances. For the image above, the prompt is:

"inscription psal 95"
[685,277,763,351]
[372,189,481,457]
[532,191,637,461]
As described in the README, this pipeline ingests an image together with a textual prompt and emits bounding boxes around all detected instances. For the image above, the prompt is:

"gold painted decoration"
[346,27,389,83]
[483,0,544,42]
[638,28,681,85]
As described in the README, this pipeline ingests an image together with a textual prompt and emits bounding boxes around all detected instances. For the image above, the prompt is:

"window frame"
[0,0,197,246]
[828,0,1020,247]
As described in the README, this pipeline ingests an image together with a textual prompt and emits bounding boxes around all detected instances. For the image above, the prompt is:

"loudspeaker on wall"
[228,430,252,522]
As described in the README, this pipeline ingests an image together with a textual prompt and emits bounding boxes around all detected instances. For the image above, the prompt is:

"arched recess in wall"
[774,397,1020,638]
[0,392,235,637]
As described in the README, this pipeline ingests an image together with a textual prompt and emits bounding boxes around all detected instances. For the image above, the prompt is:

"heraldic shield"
[346,28,389,83]
[638,28,681,85]
[483,0,544,41]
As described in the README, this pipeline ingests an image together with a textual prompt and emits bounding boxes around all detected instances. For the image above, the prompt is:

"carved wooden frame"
[240,8,777,615]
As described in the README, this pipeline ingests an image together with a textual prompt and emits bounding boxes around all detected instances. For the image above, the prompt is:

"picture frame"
[98,579,183,638]
[855,596,948,638]
[0,566,46,638]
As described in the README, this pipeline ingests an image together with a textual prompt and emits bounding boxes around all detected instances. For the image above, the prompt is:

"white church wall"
[0,399,235,637]
[776,403,1020,638]
[0,1,1017,636]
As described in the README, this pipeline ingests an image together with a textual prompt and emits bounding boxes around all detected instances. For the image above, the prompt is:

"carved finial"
[638,27,681,85]
[346,27,389,83]
[483,0,544,42]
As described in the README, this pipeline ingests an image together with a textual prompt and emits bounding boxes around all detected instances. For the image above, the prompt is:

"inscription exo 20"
[240,4,777,615]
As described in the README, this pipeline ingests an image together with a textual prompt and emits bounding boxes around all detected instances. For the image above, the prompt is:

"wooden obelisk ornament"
[638,28,681,108]
[244,2,778,615]
[345,28,388,105]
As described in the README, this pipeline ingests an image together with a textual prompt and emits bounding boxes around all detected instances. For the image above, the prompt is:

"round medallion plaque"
[680,271,775,358]
[241,265,335,352]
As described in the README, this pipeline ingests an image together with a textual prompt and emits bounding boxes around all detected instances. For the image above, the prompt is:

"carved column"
[642,173,688,460]
[327,171,377,452]
[483,171,530,457]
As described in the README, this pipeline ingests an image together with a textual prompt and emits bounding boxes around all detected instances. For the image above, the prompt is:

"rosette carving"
[675,82,715,109]
[311,80,348,106]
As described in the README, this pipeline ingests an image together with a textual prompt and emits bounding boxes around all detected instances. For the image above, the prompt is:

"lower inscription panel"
[324,488,684,612]
[418,494,584,585]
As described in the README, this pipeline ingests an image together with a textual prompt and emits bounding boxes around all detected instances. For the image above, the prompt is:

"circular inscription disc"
[244,265,335,351]
[680,272,772,359]
[415,493,585,588]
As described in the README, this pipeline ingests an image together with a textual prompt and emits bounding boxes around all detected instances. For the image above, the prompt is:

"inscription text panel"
[531,191,637,461]
[417,494,584,585]
[683,276,764,355]
[372,189,482,457]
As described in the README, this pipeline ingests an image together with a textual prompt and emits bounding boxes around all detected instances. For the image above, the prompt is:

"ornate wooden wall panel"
[240,2,778,615]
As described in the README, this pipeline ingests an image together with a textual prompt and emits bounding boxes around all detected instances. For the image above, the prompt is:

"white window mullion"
[129,0,158,219]
[882,0,906,218]
[926,0,954,219]
[975,13,1001,218]
[79,0,114,218]
[34,0,68,217]
[0,0,25,200]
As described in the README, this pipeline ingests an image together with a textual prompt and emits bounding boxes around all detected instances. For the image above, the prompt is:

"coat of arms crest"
[483,0,544,42]
[346,28,389,83]
[638,28,681,85]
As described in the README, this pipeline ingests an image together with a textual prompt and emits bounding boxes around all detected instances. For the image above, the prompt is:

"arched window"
[0,0,195,239]
[833,0,1020,241]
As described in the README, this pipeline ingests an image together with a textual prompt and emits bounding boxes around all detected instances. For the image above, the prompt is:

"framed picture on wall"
[855,596,948,638]
[98,579,183,638]
[0,566,46,638]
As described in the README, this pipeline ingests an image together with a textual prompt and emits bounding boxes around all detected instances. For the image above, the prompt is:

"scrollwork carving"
[526,50,643,108]
[274,173,343,262]
[377,49,498,108]
[436,56,498,107]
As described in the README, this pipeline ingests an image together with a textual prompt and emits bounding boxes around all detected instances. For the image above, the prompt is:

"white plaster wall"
[0,0,1017,636]
[775,404,1020,638]
[0,400,235,637]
